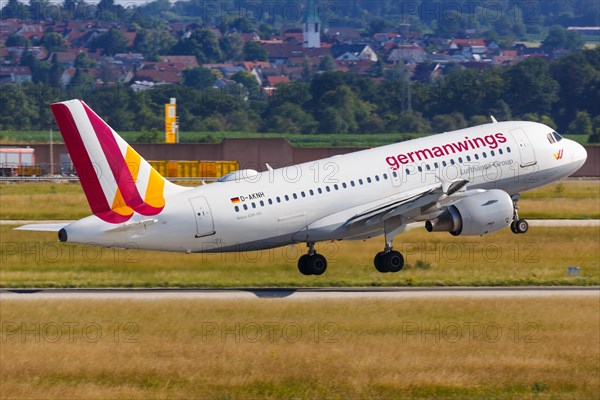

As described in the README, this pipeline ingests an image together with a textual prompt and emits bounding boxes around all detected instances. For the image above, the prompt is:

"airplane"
[18,99,588,275]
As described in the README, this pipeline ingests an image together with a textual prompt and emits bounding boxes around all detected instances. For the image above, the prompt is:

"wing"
[343,178,471,230]
[15,223,72,232]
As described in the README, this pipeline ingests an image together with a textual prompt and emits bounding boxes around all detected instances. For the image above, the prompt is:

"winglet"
[490,115,498,124]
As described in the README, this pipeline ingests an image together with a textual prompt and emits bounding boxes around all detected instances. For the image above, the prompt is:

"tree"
[41,32,67,54]
[182,67,216,90]
[265,102,316,134]
[243,41,267,61]
[318,55,336,72]
[1,0,28,20]
[172,28,223,63]
[48,53,64,87]
[386,110,431,133]
[89,28,130,56]
[231,71,259,98]
[5,34,29,47]
[542,26,583,51]
[568,112,593,135]
[74,52,96,68]
[219,35,244,61]
[133,28,176,59]
[504,57,559,116]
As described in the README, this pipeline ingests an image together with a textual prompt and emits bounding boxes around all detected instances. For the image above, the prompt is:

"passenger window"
[383,173,388,180]
[301,191,306,198]
[405,168,410,175]
[292,193,297,199]
[458,157,463,163]
[326,186,331,192]
[475,154,479,160]
[276,197,281,203]
[375,175,380,182]
[499,149,503,155]
[450,159,455,165]
[507,147,511,153]
[359,179,364,185]
[418,166,422,172]
[252,203,256,209]
[268,199,273,205]
[260,200,264,207]
[285,195,289,201]
[434,162,439,168]
[318,188,323,194]
[234,206,240,212]
[351,181,356,187]
[342,182,347,188]
[483,152,487,158]
[243,204,248,210]
[334,184,339,190]
[392,171,398,178]
[367,177,372,183]
[442,161,447,167]
[309,189,314,196]
[490,150,495,156]
[466,156,471,162]
[426,164,431,171]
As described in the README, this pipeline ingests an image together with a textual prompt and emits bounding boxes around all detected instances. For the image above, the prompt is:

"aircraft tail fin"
[51,99,183,223]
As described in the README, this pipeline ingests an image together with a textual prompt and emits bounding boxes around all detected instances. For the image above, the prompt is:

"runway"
[1,287,598,300]
[2,219,599,227]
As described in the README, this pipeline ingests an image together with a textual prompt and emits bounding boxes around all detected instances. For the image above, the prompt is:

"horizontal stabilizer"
[15,223,71,232]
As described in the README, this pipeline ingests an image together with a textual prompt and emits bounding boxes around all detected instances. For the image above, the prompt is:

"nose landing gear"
[510,195,529,234]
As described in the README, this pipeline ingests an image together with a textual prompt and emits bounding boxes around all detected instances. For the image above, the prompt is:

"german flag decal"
[230,197,241,204]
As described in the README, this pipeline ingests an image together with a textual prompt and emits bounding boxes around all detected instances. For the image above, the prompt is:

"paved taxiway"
[1,287,598,300]
[2,219,599,227]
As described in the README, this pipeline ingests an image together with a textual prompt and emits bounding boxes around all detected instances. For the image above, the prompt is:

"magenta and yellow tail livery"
[51,100,176,223]
[18,99,587,275]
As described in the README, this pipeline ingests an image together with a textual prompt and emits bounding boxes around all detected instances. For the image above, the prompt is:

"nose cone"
[571,140,588,170]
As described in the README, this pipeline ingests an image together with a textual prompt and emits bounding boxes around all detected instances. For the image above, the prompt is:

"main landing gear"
[510,195,529,234]
[298,243,328,276]
[374,247,404,273]
[374,219,406,273]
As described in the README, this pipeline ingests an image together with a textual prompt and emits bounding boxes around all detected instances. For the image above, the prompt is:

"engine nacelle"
[425,190,513,236]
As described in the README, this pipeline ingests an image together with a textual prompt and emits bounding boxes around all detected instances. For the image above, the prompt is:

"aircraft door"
[189,196,215,238]
[509,128,537,168]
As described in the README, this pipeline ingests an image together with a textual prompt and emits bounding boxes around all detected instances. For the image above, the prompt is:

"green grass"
[1,180,598,220]
[1,224,598,288]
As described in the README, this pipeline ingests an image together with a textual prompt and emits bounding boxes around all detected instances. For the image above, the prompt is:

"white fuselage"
[63,121,587,252]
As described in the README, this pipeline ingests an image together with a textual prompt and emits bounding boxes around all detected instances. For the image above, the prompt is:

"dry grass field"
[0,179,598,220]
[1,296,598,399]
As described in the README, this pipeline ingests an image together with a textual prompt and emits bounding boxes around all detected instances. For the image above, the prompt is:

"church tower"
[303,0,321,48]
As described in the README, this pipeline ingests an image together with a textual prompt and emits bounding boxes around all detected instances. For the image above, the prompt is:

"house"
[262,43,330,65]
[324,27,361,43]
[266,75,290,87]
[331,44,378,62]
[387,44,426,63]
[159,55,199,69]
[0,66,32,84]
[54,51,80,68]
[134,62,183,84]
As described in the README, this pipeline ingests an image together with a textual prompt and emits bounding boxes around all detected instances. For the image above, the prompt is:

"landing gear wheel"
[374,251,388,273]
[374,251,404,273]
[515,219,529,234]
[383,251,404,273]
[298,254,328,275]
[298,254,312,276]
[510,221,519,234]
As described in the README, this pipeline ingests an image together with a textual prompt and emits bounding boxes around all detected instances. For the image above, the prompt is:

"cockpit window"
[547,133,556,144]
[552,131,563,142]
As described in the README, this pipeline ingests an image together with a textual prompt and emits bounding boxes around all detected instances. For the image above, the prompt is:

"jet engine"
[425,190,513,236]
